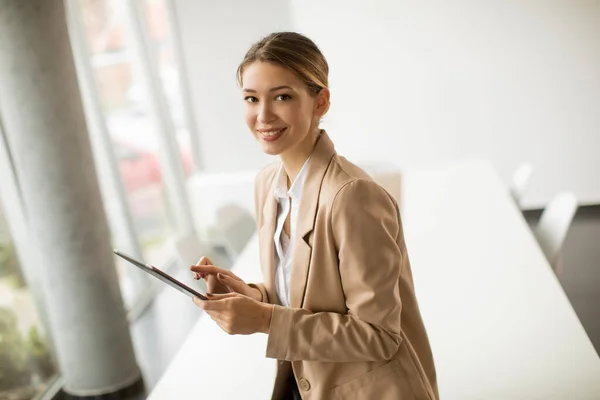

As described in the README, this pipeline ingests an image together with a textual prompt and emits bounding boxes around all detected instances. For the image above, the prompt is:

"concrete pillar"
[0,1,141,396]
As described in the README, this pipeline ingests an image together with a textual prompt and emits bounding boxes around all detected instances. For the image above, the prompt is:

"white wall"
[177,0,600,208]
[174,0,293,173]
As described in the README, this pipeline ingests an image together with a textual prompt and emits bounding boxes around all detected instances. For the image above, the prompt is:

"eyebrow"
[243,85,293,93]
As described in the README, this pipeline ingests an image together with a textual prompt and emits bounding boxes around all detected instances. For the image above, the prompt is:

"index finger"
[190,265,231,276]
[194,256,212,266]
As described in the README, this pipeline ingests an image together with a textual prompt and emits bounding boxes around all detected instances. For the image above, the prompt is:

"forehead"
[242,62,303,90]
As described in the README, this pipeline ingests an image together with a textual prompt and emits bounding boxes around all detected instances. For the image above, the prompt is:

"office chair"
[534,191,578,271]
[510,162,533,208]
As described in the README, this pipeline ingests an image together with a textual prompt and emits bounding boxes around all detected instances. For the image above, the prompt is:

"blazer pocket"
[333,361,400,399]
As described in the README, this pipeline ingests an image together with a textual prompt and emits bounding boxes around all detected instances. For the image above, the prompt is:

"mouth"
[257,127,287,142]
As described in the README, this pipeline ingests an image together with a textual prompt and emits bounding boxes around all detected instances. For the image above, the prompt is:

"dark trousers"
[282,371,302,400]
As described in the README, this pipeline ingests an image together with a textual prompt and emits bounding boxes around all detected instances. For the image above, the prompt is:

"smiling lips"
[257,127,287,142]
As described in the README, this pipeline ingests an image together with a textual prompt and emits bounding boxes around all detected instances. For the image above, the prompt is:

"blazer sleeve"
[266,179,403,362]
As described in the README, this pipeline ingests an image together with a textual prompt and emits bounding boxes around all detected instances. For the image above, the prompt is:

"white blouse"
[272,157,311,307]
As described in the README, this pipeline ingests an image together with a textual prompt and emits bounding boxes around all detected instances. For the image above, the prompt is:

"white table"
[148,160,600,400]
[146,233,276,400]
[401,160,600,399]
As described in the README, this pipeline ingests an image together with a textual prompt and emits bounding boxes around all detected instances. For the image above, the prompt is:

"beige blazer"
[251,132,438,400]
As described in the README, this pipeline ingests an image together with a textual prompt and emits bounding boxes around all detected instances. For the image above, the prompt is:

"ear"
[314,88,330,118]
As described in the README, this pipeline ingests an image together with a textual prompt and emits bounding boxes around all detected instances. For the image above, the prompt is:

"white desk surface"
[146,233,275,400]
[148,160,600,400]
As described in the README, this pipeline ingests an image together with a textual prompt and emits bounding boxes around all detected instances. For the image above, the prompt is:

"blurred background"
[0,0,599,399]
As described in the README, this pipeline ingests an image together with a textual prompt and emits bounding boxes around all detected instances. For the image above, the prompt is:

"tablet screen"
[113,250,208,300]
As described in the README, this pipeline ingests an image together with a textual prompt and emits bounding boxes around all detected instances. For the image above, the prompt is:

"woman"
[191,32,438,400]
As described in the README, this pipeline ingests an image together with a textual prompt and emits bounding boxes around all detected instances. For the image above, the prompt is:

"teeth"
[261,128,284,137]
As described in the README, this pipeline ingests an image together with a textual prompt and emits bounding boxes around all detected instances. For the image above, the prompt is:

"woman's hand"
[193,293,273,335]
[190,257,262,302]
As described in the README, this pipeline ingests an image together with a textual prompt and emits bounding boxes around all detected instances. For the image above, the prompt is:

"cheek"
[243,107,256,128]
[281,102,311,126]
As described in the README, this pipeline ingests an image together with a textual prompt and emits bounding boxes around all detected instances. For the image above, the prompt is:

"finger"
[217,270,242,283]
[206,280,224,294]
[217,274,249,295]
[193,297,220,312]
[190,265,226,275]
[199,256,213,265]
[206,292,240,300]
[192,296,204,308]
[192,272,208,281]
[191,256,213,269]
[191,265,240,280]
[194,296,233,311]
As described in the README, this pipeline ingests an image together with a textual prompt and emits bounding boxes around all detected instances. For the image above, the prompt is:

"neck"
[280,127,321,184]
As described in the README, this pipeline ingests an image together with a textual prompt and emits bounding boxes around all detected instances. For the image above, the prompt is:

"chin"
[254,133,289,156]
[261,145,284,156]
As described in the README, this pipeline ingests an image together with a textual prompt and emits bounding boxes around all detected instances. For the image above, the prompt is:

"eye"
[244,96,258,103]
[275,94,292,101]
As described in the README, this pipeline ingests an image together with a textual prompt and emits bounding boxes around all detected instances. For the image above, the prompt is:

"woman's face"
[242,61,328,157]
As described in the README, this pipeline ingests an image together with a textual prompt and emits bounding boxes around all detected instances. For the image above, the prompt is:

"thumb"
[206,292,240,300]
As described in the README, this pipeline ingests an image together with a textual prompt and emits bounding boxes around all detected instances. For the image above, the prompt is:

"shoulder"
[324,156,399,221]
[333,178,398,217]
[325,156,396,206]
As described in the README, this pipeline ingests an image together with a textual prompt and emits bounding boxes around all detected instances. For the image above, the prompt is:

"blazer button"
[298,378,311,391]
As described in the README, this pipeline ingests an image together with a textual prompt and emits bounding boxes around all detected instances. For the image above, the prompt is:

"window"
[78,0,196,306]
[0,205,57,399]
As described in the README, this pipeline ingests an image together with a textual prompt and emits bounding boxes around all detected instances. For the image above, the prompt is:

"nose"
[257,102,276,124]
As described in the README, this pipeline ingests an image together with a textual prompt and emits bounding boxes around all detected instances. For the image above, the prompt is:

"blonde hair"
[237,32,329,96]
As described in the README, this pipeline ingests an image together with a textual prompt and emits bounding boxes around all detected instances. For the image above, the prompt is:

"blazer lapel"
[260,178,282,305]
[289,131,336,308]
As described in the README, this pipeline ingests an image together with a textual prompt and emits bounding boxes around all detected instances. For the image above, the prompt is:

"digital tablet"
[113,250,208,300]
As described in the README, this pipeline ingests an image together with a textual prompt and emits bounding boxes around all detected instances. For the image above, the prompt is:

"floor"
[123,206,600,399]
[51,266,204,400]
